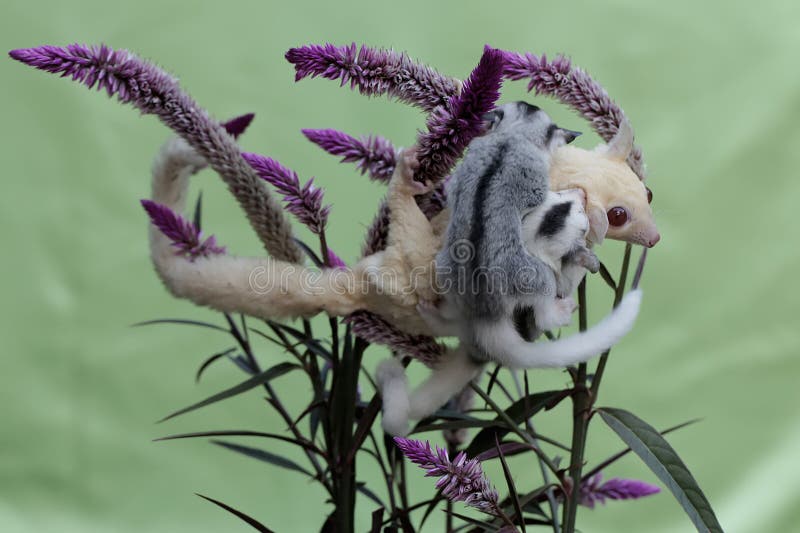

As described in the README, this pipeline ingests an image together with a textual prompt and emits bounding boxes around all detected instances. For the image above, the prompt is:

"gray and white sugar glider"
[378,102,644,435]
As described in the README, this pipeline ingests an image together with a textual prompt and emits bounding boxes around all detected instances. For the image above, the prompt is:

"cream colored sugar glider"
[145,118,657,349]
[550,118,660,248]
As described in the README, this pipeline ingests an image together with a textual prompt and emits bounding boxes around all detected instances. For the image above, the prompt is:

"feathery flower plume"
[286,43,458,112]
[579,473,660,508]
[500,50,646,179]
[394,437,500,514]
[221,113,255,138]
[344,311,443,366]
[241,152,330,235]
[325,248,347,269]
[141,200,225,260]
[302,128,398,182]
[9,44,302,262]
[414,45,504,186]
[361,201,391,256]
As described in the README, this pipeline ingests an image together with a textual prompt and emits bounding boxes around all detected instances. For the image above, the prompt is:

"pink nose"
[647,233,661,247]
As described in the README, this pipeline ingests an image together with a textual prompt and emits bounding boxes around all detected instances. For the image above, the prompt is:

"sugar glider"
[377,102,642,435]
[551,118,660,247]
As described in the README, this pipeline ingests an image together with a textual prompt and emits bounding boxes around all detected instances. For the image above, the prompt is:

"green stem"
[332,335,365,533]
[562,280,590,533]
[590,243,632,399]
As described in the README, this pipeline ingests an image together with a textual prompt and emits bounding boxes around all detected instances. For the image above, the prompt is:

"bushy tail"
[474,290,642,369]
[148,137,361,320]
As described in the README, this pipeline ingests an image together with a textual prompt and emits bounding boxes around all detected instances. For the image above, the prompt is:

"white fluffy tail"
[474,290,643,369]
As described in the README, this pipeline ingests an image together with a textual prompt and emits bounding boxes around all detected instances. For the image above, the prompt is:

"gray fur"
[436,101,579,329]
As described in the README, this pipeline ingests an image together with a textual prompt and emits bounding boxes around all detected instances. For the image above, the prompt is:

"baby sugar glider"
[431,101,642,368]
[513,187,600,341]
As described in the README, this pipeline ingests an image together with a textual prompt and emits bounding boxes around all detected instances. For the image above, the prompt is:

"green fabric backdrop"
[2,0,798,531]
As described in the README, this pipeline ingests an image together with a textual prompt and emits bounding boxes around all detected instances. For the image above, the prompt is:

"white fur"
[376,357,411,436]
[378,346,482,436]
[474,289,642,369]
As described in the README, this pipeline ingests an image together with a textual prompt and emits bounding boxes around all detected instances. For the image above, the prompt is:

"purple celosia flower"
[394,437,500,514]
[241,152,331,235]
[344,311,443,366]
[286,43,459,112]
[579,473,660,509]
[414,45,504,186]
[499,50,646,179]
[140,200,225,260]
[325,247,347,268]
[221,113,255,138]
[302,128,398,182]
[9,44,302,262]
[361,201,391,256]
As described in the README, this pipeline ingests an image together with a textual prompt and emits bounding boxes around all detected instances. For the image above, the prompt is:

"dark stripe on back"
[518,101,541,116]
[538,201,573,237]
[544,123,558,145]
[468,141,509,272]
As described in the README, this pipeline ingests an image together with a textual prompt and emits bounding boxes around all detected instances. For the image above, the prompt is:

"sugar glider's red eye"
[607,207,629,227]
[646,187,653,204]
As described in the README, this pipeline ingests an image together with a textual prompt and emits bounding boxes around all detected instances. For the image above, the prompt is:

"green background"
[2,0,799,531]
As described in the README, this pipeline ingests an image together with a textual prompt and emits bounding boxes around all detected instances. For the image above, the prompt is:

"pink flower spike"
[140,200,225,261]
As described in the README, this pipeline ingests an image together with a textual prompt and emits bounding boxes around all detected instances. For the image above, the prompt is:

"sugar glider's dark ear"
[482,108,504,132]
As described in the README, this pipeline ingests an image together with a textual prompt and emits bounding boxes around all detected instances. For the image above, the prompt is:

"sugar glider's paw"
[535,297,575,331]
[398,145,432,196]
[575,247,600,273]
[376,357,410,436]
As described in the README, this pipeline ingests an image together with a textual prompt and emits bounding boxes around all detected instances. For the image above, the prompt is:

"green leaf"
[196,493,275,533]
[583,418,702,482]
[158,362,300,423]
[132,318,229,334]
[356,482,385,507]
[370,508,384,533]
[195,347,237,383]
[597,407,723,532]
[155,430,325,457]
[496,436,526,533]
[293,238,324,268]
[193,191,203,231]
[464,390,568,457]
[211,440,314,477]
[443,510,497,531]
[267,321,331,361]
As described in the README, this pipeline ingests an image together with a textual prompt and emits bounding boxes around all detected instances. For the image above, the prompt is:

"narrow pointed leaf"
[583,418,702,482]
[370,508,383,533]
[193,191,203,231]
[132,318,229,334]
[597,407,722,532]
[195,347,237,383]
[211,440,314,477]
[155,430,325,456]
[356,482,385,507]
[465,390,568,457]
[159,362,300,422]
[496,436,526,533]
[443,510,497,531]
[196,493,275,533]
